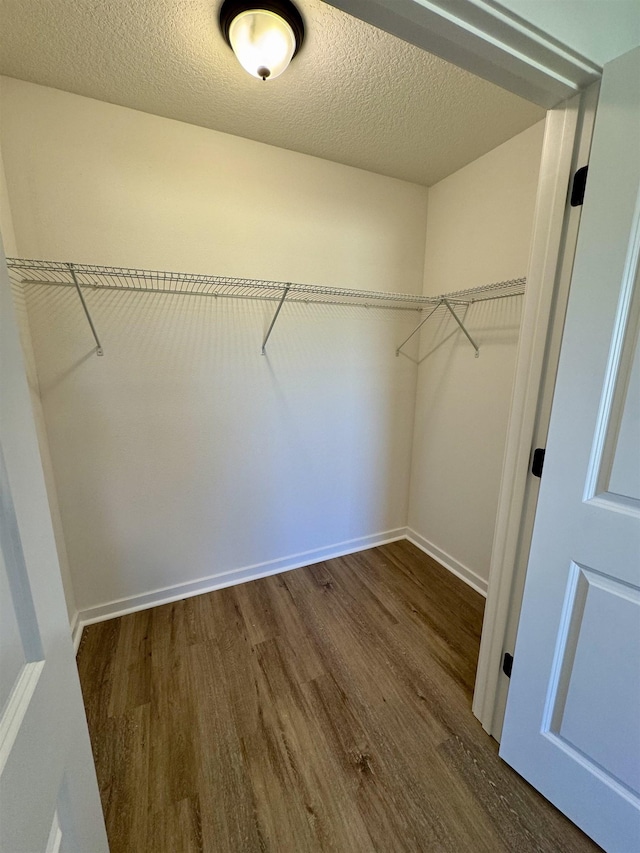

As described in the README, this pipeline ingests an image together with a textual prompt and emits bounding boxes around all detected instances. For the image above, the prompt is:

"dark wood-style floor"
[77,541,599,852]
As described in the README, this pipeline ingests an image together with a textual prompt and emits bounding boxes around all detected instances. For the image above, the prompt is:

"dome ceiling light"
[219,0,305,82]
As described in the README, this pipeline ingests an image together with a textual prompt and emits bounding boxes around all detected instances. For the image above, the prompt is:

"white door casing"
[500,46,640,853]
[0,241,108,851]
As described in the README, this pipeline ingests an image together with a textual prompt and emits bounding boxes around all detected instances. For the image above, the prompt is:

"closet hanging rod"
[7,259,525,356]
[7,259,525,308]
[11,278,525,307]
[7,259,430,310]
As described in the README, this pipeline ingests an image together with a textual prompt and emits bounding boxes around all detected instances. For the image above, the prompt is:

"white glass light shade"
[228,9,296,80]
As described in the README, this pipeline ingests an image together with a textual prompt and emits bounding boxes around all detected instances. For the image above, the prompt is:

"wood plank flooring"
[77,541,600,852]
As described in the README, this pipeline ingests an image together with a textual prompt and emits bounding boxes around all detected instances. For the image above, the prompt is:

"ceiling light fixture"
[219,0,305,81]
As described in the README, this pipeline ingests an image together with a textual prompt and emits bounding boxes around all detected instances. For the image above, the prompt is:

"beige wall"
[1,75,543,616]
[0,125,17,255]
[1,121,77,621]
[0,79,428,290]
[1,78,427,616]
[408,121,545,590]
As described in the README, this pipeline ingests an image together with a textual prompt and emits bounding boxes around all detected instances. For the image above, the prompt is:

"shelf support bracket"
[69,263,103,356]
[395,301,442,356]
[262,285,290,355]
[443,299,479,358]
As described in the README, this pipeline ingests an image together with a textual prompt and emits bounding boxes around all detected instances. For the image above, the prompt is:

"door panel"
[500,46,640,853]
[546,564,640,794]
[0,544,30,714]
[0,241,108,851]
[601,281,640,503]
[0,440,45,732]
[586,220,640,513]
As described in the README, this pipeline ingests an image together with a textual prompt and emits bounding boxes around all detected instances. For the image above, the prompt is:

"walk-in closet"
[1,78,545,619]
[2,0,619,849]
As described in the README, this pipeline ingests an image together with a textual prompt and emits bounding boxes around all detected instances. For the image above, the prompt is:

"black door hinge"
[532,448,545,478]
[502,652,513,678]
[571,165,589,206]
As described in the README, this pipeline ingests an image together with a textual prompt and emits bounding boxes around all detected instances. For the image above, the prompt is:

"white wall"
[408,121,545,590]
[1,113,78,622]
[0,78,428,617]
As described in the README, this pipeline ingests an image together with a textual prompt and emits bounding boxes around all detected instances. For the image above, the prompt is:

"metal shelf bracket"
[69,263,104,356]
[443,298,479,358]
[396,301,443,356]
[261,285,290,354]
[396,298,480,358]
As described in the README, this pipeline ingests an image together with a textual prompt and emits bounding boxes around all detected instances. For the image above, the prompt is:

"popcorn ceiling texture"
[0,0,544,186]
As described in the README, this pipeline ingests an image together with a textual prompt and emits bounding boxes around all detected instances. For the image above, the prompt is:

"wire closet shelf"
[7,258,526,357]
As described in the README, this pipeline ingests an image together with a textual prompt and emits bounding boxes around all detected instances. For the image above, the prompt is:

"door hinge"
[570,165,589,206]
[502,652,513,678]
[531,447,545,478]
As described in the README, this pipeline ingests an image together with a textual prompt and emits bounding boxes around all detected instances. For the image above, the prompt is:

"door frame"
[473,84,599,736]
[328,0,604,736]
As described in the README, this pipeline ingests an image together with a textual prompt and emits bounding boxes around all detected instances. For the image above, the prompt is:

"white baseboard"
[72,528,407,647]
[71,527,487,652]
[406,528,488,597]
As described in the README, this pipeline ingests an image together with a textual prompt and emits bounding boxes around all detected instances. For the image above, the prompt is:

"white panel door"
[0,242,108,851]
[500,47,640,853]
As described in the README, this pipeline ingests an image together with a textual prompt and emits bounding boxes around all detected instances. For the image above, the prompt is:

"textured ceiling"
[0,0,544,186]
